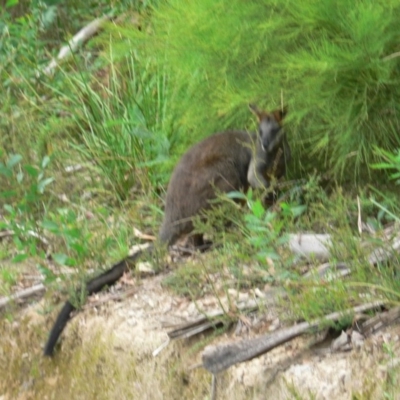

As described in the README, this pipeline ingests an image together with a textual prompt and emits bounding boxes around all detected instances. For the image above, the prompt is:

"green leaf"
[53,253,69,266]
[251,200,265,219]
[65,228,82,239]
[0,163,12,177]
[24,165,39,177]
[41,155,51,169]
[291,205,307,217]
[6,0,19,8]
[3,204,14,214]
[70,243,86,254]
[6,154,22,169]
[37,264,57,283]
[12,253,29,263]
[37,177,54,193]
[226,191,247,201]
[16,171,24,183]
[41,220,59,233]
[0,190,17,199]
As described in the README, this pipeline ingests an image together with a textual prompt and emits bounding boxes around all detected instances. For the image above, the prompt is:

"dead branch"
[0,283,45,310]
[0,230,14,239]
[210,374,217,400]
[367,236,400,265]
[383,51,400,62]
[167,288,284,340]
[42,14,113,76]
[202,301,384,374]
[0,227,49,246]
[360,306,400,336]
[133,228,157,241]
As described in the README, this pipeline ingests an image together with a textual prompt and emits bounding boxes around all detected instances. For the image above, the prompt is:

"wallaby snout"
[258,118,282,153]
[249,103,287,153]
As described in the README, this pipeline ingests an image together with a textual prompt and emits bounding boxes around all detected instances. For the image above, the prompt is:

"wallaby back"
[159,130,253,246]
[43,104,289,356]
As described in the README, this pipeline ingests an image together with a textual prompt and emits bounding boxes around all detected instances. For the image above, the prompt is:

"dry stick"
[210,374,218,400]
[383,51,400,62]
[202,301,384,374]
[368,236,400,265]
[357,195,362,234]
[360,306,400,336]
[0,227,49,246]
[42,14,113,76]
[167,288,283,340]
[0,284,45,310]
[0,230,14,239]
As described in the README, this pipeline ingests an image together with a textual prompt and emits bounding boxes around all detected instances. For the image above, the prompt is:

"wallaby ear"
[248,103,262,121]
[273,105,288,123]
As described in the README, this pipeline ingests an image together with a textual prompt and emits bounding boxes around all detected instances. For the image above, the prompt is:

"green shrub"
[121,0,400,181]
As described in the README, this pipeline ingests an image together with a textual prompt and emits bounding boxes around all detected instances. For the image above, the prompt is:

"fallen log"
[42,14,114,76]
[202,301,384,374]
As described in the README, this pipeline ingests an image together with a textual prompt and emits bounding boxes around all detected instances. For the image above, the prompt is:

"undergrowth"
[1,0,400,398]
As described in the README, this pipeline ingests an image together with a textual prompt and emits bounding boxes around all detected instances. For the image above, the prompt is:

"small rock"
[137,261,155,273]
[228,288,239,298]
[269,318,280,331]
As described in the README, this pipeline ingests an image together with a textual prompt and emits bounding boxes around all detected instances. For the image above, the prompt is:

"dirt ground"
[1,270,400,400]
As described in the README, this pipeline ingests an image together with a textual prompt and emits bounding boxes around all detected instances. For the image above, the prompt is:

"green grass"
[118,0,400,181]
[1,0,400,328]
[1,0,400,397]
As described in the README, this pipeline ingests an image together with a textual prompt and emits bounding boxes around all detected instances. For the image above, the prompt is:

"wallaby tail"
[43,300,75,356]
[43,250,145,356]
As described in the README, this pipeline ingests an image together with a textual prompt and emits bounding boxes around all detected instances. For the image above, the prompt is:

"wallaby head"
[249,103,287,153]
[247,104,290,190]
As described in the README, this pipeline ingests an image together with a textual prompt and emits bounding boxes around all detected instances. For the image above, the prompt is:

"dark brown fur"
[43,105,289,356]
[160,105,289,246]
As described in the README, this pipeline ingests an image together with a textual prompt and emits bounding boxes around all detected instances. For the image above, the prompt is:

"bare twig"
[42,14,114,76]
[0,284,46,310]
[167,288,283,340]
[133,228,157,241]
[360,306,400,336]
[0,227,49,246]
[0,230,14,239]
[383,51,400,62]
[128,242,152,256]
[357,195,362,234]
[210,374,217,400]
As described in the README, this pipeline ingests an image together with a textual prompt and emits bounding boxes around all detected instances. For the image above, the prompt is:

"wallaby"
[43,104,289,356]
